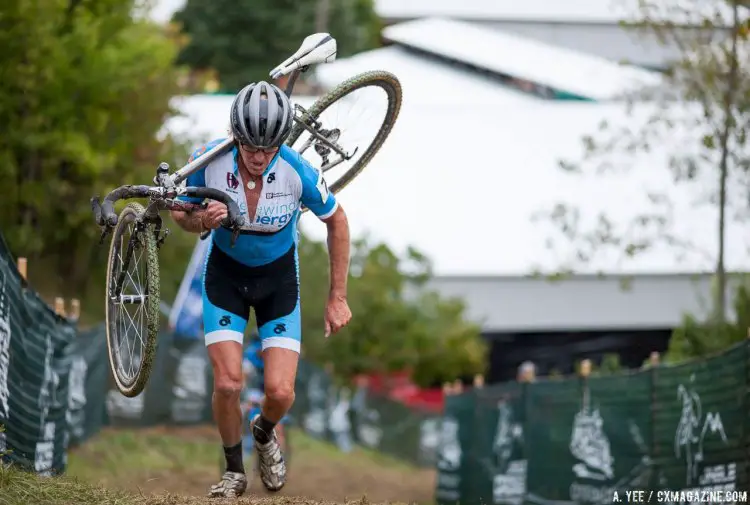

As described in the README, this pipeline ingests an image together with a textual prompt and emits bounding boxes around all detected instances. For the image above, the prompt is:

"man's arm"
[322,205,350,298]
[170,209,206,234]
[169,140,218,232]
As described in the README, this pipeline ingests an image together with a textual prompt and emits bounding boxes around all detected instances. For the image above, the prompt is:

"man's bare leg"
[207,340,248,497]
[251,347,299,492]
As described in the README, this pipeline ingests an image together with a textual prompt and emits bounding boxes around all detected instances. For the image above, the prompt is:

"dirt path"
[68,425,435,505]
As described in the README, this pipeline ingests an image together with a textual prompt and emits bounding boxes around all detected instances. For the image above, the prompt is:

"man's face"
[239,143,278,176]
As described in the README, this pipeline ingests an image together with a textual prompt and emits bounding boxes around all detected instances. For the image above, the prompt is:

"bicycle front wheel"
[104,202,161,397]
[286,70,402,209]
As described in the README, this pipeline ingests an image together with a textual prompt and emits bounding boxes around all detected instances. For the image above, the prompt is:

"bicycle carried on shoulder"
[90,33,402,398]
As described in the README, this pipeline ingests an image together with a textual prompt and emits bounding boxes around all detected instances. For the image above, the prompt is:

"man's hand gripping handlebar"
[90,185,246,247]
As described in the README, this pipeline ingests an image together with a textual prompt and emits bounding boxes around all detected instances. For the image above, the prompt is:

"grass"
[287,428,420,473]
[0,463,139,505]
[65,426,419,485]
[65,426,221,486]
[1,426,434,505]
[0,465,388,505]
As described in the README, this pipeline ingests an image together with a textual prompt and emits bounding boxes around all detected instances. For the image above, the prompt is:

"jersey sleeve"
[285,147,339,219]
[175,141,218,203]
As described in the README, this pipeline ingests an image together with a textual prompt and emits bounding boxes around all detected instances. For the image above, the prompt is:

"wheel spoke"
[106,204,158,394]
[289,80,393,193]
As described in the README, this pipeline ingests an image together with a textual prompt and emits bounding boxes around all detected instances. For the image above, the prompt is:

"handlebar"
[91,185,151,227]
[184,187,245,231]
[90,185,246,244]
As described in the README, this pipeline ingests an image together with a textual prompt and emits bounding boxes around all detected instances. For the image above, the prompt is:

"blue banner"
[168,237,211,341]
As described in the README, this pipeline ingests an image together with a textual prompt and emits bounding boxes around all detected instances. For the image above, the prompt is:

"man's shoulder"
[278,145,318,180]
[188,137,229,162]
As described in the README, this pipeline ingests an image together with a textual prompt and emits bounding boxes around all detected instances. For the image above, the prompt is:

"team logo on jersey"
[226,172,239,190]
[267,173,276,183]
[188,145,207,162]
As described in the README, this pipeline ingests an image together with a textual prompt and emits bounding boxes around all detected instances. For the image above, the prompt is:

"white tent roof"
[376,0,746,25]
[162,49,750,277]
[381,18,663,101]
[310,45,540,106]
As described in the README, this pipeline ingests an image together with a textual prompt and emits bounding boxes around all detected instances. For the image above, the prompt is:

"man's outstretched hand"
[324,294,352,338]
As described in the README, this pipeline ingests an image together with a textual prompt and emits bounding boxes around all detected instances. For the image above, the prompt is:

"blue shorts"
[202,241,301,353]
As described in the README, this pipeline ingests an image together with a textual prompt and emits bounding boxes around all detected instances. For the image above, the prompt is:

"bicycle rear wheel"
[104,202,161,397]
[286,70,402,209]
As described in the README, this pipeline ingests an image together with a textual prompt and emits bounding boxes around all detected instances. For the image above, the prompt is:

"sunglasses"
[239,143,278,154]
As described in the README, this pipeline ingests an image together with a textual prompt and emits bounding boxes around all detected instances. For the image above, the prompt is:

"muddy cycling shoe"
[208,471,248,498]
[251,414,287,492]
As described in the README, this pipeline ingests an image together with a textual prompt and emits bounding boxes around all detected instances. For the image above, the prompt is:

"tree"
[536,0,750,327]
[666,275,750,362]
[0,0,196,323]
[171,0,381,93]
[295,231,486,387]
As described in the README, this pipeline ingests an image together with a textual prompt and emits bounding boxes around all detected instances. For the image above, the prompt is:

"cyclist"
[170,81,352,498]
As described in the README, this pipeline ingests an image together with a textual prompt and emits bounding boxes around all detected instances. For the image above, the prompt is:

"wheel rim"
[289,82,393,190]
[108,212,151,388]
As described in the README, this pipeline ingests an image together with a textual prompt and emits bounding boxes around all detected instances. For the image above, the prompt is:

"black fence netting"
[439,343,750,504]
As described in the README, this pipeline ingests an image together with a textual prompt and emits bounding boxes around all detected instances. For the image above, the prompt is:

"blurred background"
[0,0,749,503]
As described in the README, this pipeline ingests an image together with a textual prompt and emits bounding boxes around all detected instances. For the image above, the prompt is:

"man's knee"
[214,371,243,400]
[264,379,295,405]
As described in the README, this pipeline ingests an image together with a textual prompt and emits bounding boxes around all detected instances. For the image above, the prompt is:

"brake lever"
[98,226,113,245]
[197,202,212,241]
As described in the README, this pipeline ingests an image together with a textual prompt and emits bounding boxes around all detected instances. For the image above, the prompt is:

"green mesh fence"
[0,235,77,476]
[652,343,748,495]
[66,325,109,448]
[288,359,438,466]
[472,381,527,505]
[440,342,750,505]
[436,391,476,505]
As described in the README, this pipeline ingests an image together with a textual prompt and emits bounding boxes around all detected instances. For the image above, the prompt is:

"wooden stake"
[649,351,660,367]
[473,374,485,388]
[54,297,65,317]
[69,299,81,321]
[579,359,592,378]
[453,379,463,394]
[518,361,537,383]
[17,257,27,281]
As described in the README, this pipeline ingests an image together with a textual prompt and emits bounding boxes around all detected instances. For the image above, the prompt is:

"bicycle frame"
[91,32,353,252]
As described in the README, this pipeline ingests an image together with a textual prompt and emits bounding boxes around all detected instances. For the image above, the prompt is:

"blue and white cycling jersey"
[177,138,338,267]
[177,138,337,352]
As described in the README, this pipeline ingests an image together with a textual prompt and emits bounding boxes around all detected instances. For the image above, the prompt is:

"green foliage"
[587,353,624,376]
[296,231,486,387]
[666,275,750,362]
[172,0,381,92]
[0,0,196,323]
[0,425,9,458]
